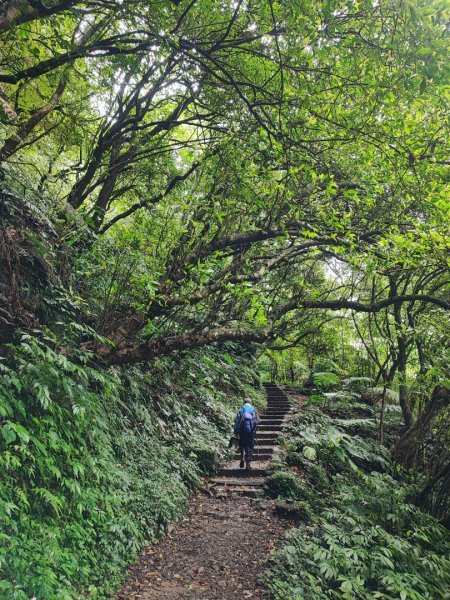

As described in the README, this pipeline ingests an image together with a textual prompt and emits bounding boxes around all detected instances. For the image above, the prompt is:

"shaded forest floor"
[118,491,292,599]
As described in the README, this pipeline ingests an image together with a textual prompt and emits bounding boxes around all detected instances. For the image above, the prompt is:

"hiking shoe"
[239,459,245,468]
[246,461,251,470]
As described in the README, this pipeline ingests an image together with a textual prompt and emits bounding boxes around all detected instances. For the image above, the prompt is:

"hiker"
[233,399,260,470]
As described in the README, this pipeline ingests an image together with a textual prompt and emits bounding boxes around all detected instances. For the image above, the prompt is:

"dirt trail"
[118,384,302,599]
[118,492,291,599]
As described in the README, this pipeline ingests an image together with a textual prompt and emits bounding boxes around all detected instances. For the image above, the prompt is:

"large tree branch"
[91,292,449,366]
[0,0,82,33]
[272,294,450,321]
[99,158,204,233]
[97,326,271,366]
[0,34,154,83]
[0,76,67,161]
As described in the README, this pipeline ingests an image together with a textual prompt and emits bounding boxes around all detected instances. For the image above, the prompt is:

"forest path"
[118,384,301,599]
[117,492,290,599]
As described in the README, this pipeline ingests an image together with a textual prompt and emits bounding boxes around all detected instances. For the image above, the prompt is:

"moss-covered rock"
[275,499,314,522]
[342,377,375,393]
[266,470,308,500]
[361,387,399,405]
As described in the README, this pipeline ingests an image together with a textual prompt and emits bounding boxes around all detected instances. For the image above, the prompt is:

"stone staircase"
[209,383,291,496]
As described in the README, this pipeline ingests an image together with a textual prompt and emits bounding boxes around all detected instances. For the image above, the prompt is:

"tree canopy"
[1,0,449,391]
[0,1,449,596]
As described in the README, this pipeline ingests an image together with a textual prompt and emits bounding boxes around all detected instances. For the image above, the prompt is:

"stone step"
[267,401,289,405]
[210,477,265,487]
[217,467,268,477]
[235,445,274,453]
[258,424,282,431]
[256,432,280,439]
[235,442,273,454]
[265,412,289,416]
[265,400,288,403]
[262,416,287,420]
[213,487,265,498]
[260,415,285,420]
[255,438,277,445]
[263,416,287,420]
[259,419,284,426]
[234,453,273,461]
[234,488,265,498]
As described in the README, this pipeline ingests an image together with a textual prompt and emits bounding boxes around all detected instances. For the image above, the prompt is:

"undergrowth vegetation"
[0,1,449,597]
[0,332,262,599]
[268,391,450,600]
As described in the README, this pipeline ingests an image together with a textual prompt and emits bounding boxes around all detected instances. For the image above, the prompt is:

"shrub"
[268,392,450,600]
[312,372,341,391]
[0,335,260,598]
[342,377,375,393]
[269,474,450,600]
[275,499,314,522]
[325,390,357,400]
[266,470,309,500]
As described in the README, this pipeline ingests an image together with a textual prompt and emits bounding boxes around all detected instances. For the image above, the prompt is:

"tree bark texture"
[392,385,449,469]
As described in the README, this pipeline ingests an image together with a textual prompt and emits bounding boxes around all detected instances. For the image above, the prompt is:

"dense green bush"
[266,470,310,501]
[342,377,375,393]
[270,474,450,600]
[313,359,347,378]
[312,372,341,391]
[283,407,389,474]
[0,333,260,598]
[269,392,450,600]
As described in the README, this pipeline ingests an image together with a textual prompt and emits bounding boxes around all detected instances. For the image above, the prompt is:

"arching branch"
[0,0,82,33]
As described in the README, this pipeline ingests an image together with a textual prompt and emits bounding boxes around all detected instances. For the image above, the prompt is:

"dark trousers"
[239,431,255,461]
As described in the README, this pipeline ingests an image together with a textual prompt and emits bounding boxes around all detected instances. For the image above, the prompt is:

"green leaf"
[9,423,30,444]
[2,423,17,445]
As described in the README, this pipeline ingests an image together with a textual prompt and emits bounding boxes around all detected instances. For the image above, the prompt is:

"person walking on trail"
[234,399,259,470]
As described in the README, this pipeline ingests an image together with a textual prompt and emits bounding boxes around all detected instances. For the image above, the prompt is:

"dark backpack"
[240,409,256,434]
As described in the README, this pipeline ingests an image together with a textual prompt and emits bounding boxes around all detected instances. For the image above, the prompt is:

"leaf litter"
[118,490,292,599]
